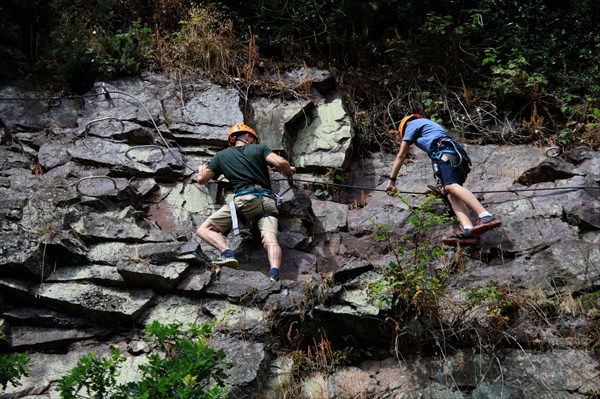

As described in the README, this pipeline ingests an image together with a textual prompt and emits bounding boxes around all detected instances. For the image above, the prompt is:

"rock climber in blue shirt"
[385,114,501,242]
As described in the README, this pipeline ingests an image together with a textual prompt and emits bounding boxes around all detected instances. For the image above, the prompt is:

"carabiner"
[545,146,561,157]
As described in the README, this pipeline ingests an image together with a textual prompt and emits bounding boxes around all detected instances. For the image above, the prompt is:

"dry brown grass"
[152,6,243,82]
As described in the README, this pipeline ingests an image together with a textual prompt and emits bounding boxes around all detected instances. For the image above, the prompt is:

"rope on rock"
[279,177,600,198]
[1,92,599,201]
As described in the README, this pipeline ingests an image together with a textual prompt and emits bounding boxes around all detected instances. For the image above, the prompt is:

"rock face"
[1,71,599,398]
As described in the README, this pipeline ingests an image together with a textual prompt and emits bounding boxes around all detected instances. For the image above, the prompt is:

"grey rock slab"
[87,241,188,265]
[410,348,600,397]
[347,200,411,235]
[9,325,95,348]
[167,123,229,146]
[35,282,154,323]
[278,218,312,250]
[131,177,159,197]
[333,257,373,284]
[0,278,33,300]
[68,137,183,179]
[452,239,600,295]
[162,181,214,214]
[466,144,547,189]
[250,97,315,151]
[205,267,279,302]
[292,99,354,171]
[203,300,270,338]
[512,239,600,294]
[46,264,126,286]
[0,230,43,276]
[71,214,150,243]
[0,343,146,399]
[311,198,349,234]
[142,294,209,326]
[163,79,242,126]
[509,349,600,395]
[0,147,31,173]
[211,337,267,399]
[2,307,92,329]
[491,197,574,254]
[177,268,213,293]
[117,261,191,290]
[83,119,155,144]
[0,86,79,130]
[38,142,71,169]
[575,151,600,176]
[144,181,214,237]
[517,156,579,185]
[280,248,318,276]
[275,67,336,94]
[558,176,600,230]
[264,279,315,310]
[79,76,166,125]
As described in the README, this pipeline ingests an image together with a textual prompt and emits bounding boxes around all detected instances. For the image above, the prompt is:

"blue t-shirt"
[403,118,451,156]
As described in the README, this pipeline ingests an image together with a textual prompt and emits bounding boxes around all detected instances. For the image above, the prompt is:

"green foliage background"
[3,0,599,149]
[56,321,231,399]
[0,328,29,390]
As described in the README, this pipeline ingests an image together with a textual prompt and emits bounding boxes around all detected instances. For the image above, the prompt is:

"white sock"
[478,212,492,218]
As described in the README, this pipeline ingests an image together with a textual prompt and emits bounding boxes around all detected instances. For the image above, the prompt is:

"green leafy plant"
[483,47,548,97]
[462,283,515,328]
[314,167,346,199]
[36,17,152,91]
[369,194,451,322]
[0,329,30,390]
[57,348,125,399]
[555,95,600,148]
[92,23,152,77]
[56,321,232,399]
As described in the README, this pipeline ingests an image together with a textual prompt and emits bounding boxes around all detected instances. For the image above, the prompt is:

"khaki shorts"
[205,194,278,237]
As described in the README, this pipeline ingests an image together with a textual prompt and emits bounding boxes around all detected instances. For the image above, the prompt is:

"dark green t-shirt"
[207,144,273,193]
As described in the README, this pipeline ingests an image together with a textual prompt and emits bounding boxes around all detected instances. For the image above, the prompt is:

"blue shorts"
[438,159,468,187]
[431,139,471,187]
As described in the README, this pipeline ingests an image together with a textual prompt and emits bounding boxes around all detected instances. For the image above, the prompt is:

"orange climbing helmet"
[228,124,259,146]
[398,114,424,140]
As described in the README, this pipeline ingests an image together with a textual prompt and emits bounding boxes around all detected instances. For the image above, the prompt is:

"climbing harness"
[430,137,471,169]
[229,201,241,236]
[227,184,281,236]
[428,137,472,209]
